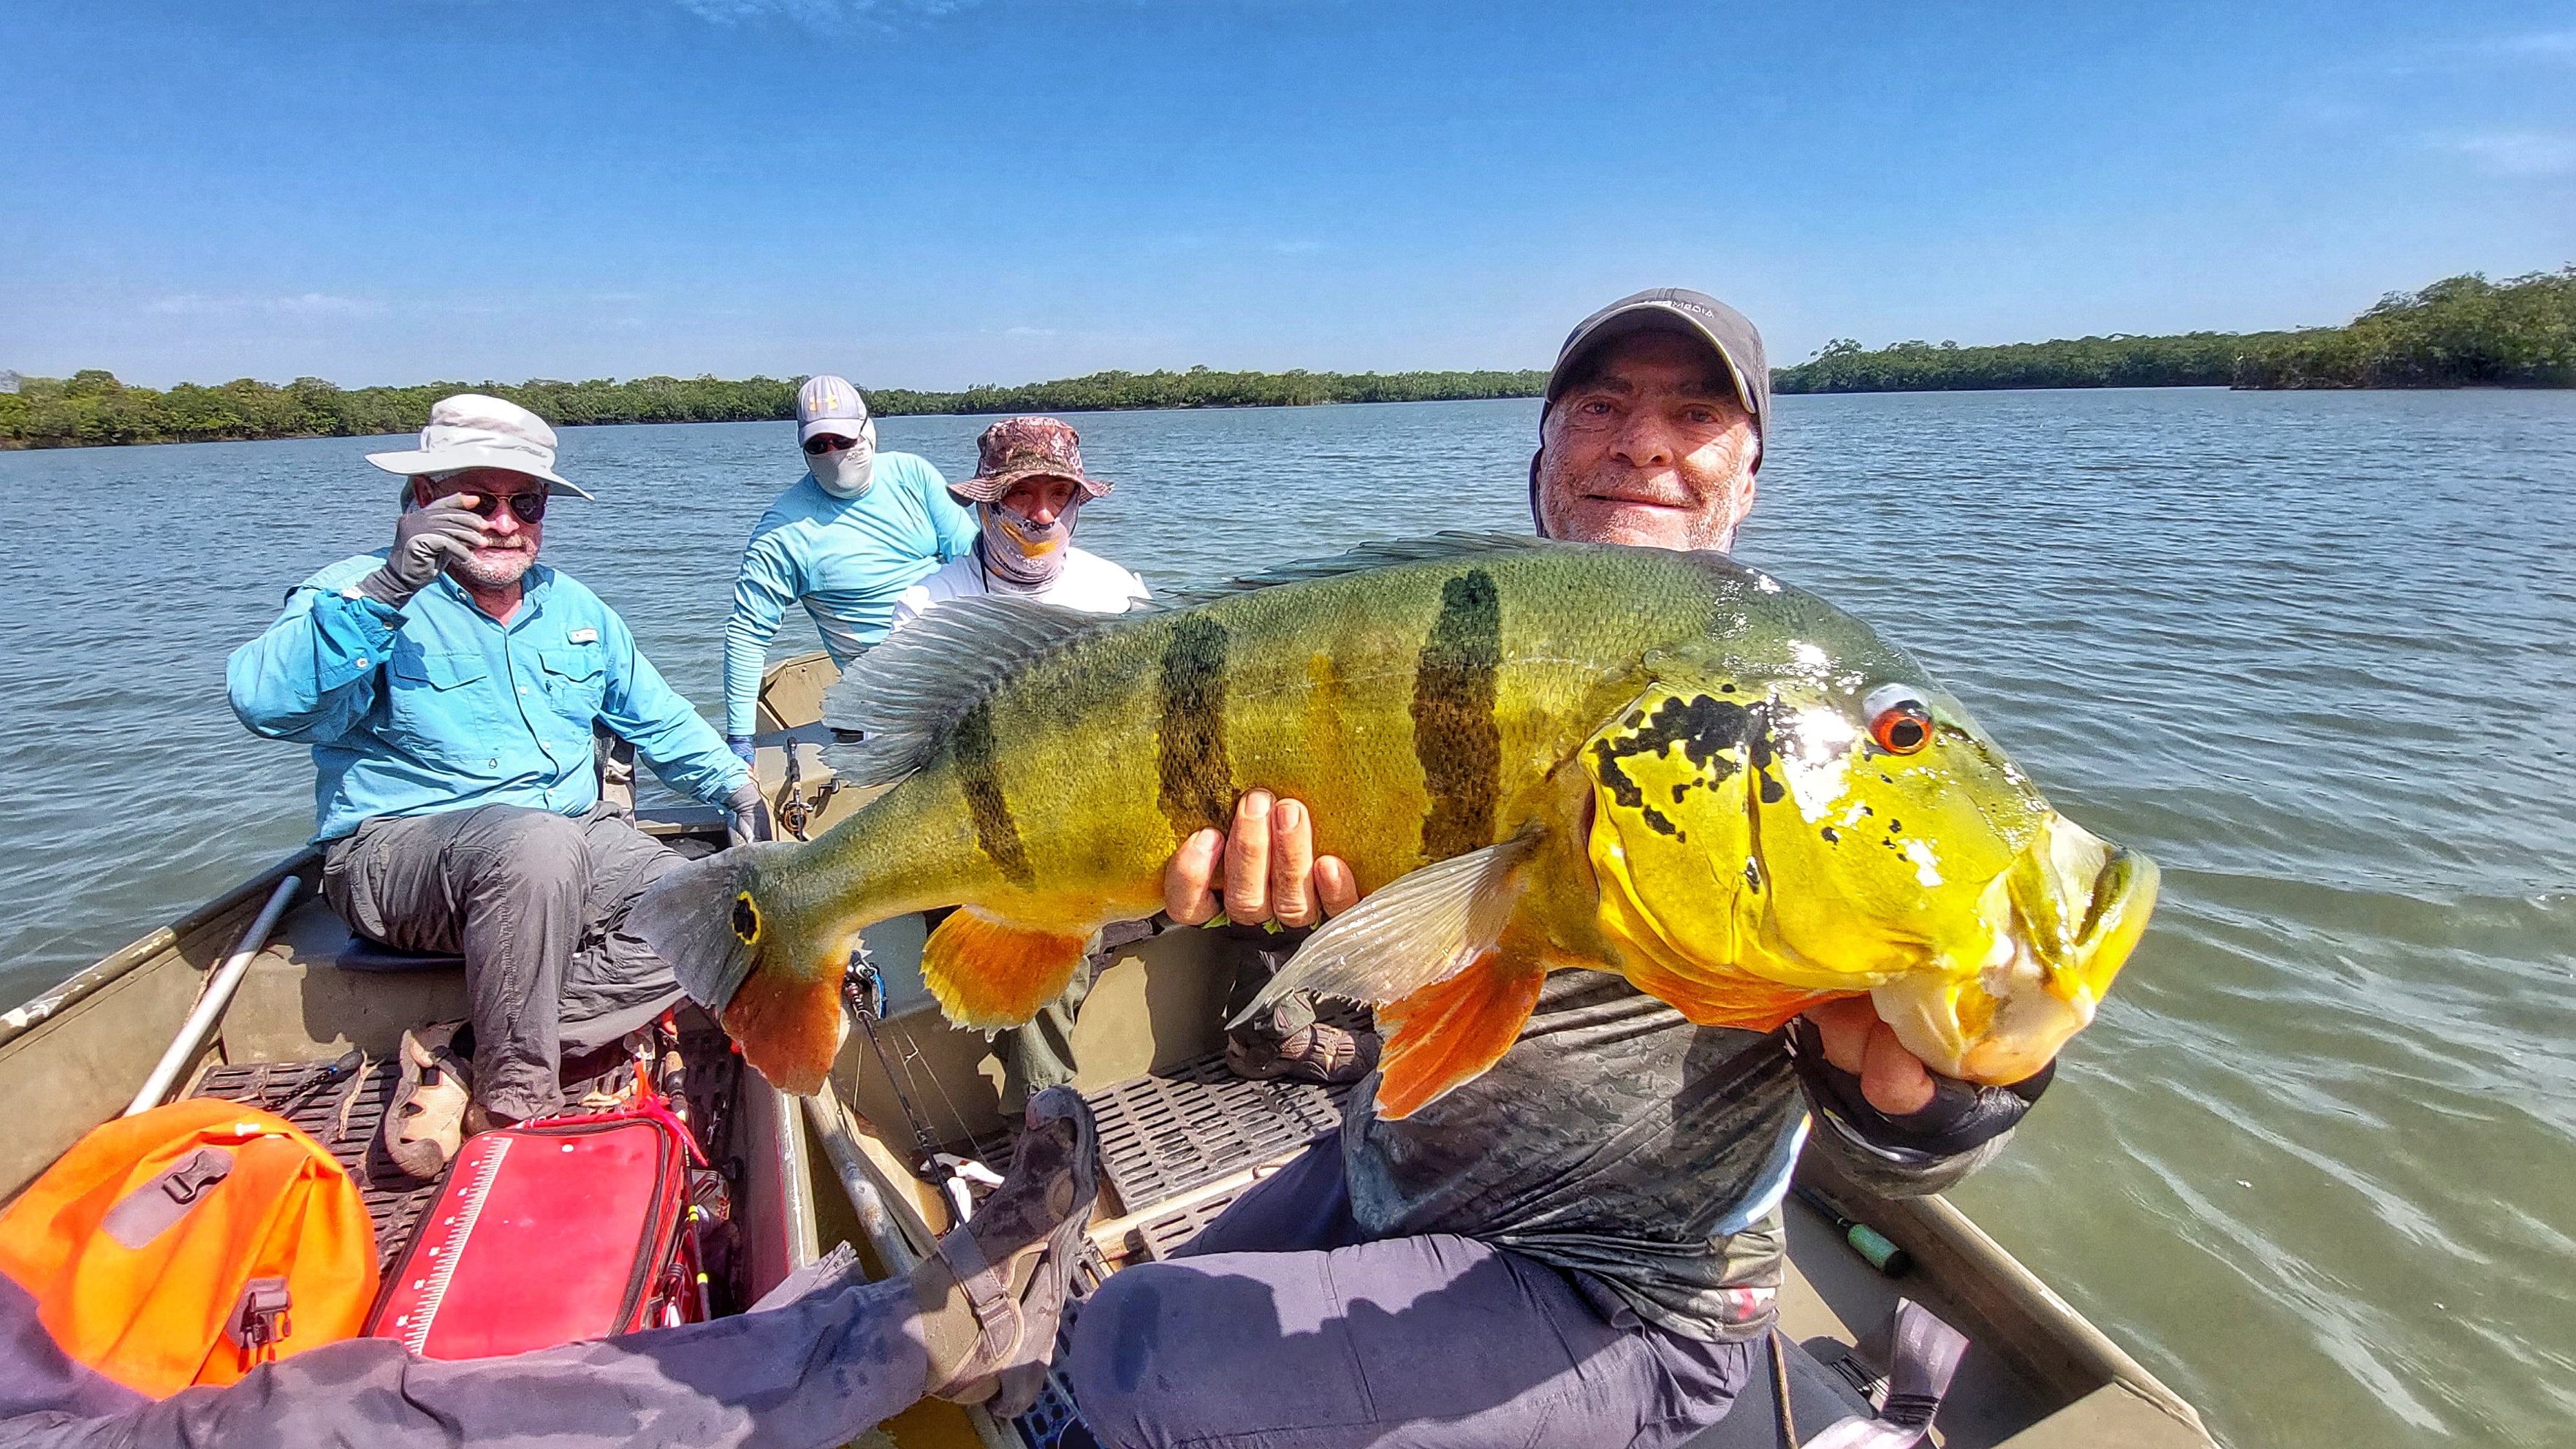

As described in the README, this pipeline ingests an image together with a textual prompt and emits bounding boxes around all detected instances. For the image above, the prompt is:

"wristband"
[352,567,421,608]
[1784,1016,2053,1159]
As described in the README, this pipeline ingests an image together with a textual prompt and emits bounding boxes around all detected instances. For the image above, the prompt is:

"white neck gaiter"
[977,501,1076,590]
[807,418,880,499]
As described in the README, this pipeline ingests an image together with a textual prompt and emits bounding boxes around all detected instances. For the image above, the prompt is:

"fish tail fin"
[720,964,849,1096]
[1370,948,1547,1119]
[631,842,854,1094]
[922,906,1096,1030]
[630,843,797,1011]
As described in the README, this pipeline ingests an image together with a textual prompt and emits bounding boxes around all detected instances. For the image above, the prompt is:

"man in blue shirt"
[228,395,767,1174]
[720,375,978,756]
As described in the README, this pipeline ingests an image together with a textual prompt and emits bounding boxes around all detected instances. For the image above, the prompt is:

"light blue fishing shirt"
[722,454,978,736]
[228,555,749,844]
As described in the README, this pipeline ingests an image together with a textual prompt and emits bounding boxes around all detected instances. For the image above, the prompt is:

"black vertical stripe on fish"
[1412,568,1502,859]
[952,701,1034,888]
[1156,615,1234,837]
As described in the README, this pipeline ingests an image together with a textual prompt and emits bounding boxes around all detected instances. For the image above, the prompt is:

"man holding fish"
[631,286,2154,1448]
[1069,290,2102,1448]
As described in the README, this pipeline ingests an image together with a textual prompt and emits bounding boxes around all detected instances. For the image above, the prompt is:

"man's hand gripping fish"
[631,534,2157,1117]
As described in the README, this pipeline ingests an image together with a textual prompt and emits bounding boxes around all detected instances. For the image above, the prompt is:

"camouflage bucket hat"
[952,417,1113,503]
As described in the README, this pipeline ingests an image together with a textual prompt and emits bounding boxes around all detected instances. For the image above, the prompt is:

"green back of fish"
[786,536,1916,935]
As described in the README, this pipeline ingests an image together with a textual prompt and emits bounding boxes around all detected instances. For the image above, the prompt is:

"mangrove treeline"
[1774,267,2575,394]
[0,366,1548,450]
[7,267,2568,449]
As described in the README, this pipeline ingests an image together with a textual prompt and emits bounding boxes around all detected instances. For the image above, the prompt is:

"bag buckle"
[163,1151,232,1206]
[227,1277,293,1351]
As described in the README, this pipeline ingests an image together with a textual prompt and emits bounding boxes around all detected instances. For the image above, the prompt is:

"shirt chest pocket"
[536,647,607,714]
[383,650,500,764]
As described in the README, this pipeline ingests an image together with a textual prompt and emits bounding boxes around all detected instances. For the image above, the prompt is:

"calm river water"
[1,389,2569,1446]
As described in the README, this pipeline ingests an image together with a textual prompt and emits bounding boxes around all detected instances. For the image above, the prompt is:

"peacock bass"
[630,535,2158,1118]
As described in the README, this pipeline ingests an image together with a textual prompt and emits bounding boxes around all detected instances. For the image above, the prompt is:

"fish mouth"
[1872,816,2159,1086]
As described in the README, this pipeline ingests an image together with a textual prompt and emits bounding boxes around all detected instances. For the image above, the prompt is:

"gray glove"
[357,495,488,606]
[725,783,774,848]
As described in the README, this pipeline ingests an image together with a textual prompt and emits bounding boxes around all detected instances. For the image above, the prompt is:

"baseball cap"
[365,394,590,498]
[795,375,872,445]
[1546,288,1769,463]
[951,417,1113,503]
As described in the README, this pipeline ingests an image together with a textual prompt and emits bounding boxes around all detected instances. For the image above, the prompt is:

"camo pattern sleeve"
[1340,973,1805,1342]
[1340,974,2013,1341]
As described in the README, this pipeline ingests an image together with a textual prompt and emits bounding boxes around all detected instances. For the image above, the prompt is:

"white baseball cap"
[365,393,592,498]
[795,375,872,445]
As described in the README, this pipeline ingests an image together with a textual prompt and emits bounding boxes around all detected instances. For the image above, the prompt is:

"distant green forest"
[0,366,1548,450]
[4,267,2566,449]
[1774,267,2575,393]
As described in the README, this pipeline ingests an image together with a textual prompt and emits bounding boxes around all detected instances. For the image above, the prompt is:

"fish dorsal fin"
[821,595,1119,786]
[1151,530,1555,609]
[1238,830,1541,1017]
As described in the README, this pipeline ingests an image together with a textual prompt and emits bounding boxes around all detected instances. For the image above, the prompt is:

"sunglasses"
[457,490,548,523]
[802,434,860,457]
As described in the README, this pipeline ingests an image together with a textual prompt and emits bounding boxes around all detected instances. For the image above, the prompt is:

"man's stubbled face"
[417,467,544,591]
[1536,330,1760,552]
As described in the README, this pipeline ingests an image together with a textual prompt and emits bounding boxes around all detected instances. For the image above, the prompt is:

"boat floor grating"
[192,1055,448,1275]
[1131,1188,1249,1262]
[1085,1011,1367,1214]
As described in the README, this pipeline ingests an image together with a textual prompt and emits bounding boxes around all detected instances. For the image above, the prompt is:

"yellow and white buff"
[977,501,1077,589]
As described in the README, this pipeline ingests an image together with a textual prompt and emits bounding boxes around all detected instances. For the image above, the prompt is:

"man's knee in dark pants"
[1066,1235,1758,1449]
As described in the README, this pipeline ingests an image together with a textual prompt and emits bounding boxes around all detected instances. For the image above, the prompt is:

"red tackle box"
[368,1105,696,1358]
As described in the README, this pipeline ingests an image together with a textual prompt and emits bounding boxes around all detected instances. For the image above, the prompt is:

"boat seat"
[333,937,466,974]
[1676,1330,1877,1447]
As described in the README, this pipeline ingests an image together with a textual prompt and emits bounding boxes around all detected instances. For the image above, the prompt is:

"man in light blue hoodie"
[720,375,978,758]
[227,395,765,1174]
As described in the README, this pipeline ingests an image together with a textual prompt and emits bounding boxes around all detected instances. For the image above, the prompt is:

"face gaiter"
[976,498,1076,590]
[807,417,879,499]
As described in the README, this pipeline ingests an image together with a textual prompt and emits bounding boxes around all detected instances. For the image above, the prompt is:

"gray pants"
[323,804,688,1121]
[1067,1130,1756,1449]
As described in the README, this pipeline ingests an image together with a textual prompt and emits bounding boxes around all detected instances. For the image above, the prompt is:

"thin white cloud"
[1003,326,1059,339]
[2491,31,2576,61]
[669,0,981,27]
[146,292,384,318]
[2442,131,2576,178]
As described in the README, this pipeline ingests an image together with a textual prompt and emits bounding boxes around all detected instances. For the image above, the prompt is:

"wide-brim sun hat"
[366,392,592,498]
[951,416,1113,504]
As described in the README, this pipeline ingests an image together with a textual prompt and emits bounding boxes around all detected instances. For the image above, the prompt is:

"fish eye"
[1862,684,1933,756]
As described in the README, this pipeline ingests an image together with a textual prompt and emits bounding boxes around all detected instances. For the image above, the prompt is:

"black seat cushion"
[335,935,466,974]
[1679,1331,1878,1448]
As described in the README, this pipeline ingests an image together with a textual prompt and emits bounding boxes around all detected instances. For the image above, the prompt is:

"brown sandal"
[915,1086,1100,1416]
[1227,1020,1380,1085]
[381,1022,471,1179]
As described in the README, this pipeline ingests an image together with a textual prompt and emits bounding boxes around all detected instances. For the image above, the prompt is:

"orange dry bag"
[0,1099,379,1397]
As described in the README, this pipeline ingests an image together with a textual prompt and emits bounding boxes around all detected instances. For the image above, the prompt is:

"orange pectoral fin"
[1619,954,1836,1032]
[1371,950,1548,1121]
[922,907,1095,1030]
[721,963,850,1096]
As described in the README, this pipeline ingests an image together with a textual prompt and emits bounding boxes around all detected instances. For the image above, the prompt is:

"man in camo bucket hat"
[931,417,1124,596]
[890,417,1151,1114]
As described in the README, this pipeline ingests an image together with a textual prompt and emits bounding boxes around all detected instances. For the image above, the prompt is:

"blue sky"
[4,0,2571,389]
